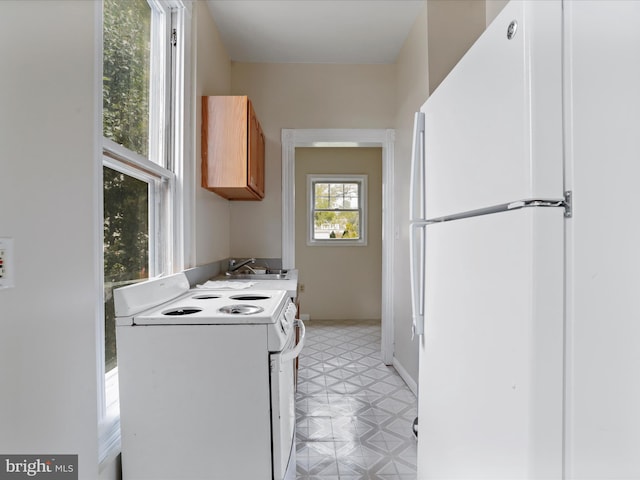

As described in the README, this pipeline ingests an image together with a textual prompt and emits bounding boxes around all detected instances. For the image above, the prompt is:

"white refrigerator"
[410,1,640,479]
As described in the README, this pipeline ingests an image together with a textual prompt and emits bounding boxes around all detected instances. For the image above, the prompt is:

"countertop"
[208,269,298,298]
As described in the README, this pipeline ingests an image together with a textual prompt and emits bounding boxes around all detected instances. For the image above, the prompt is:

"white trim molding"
[393,357,418,397]
[281,128,395,365]
[306,173,368,247]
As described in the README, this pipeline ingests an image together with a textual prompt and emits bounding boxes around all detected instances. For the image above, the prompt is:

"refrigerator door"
[422,0,563,220]
[565,2,640,477]
[417,208,564,479]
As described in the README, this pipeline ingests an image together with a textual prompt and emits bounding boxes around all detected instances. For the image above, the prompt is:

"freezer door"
[417,208,564,479]
[423,0,563,219]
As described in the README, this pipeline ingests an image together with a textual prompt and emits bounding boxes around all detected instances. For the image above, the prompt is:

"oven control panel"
[269,298,297,351]
[278,300,297,334]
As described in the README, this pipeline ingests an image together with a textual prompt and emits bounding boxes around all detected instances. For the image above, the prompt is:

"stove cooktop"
[126,289,289,326]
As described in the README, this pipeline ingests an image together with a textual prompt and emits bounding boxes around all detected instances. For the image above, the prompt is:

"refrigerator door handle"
[409,111,426,338]
[410,222,427,337]
[409,112,426,222]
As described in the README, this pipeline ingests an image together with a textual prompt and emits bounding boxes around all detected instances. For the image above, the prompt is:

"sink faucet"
[228,258,256,273]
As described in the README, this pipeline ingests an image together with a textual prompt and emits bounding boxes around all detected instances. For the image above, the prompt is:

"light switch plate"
[0,237,14,289]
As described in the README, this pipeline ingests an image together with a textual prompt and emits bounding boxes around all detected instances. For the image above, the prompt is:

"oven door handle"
[280,319,306,362]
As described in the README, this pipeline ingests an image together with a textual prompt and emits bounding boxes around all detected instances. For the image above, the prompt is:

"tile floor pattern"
[296,319,417,480]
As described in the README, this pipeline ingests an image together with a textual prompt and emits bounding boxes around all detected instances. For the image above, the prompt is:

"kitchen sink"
[224,269,290,280]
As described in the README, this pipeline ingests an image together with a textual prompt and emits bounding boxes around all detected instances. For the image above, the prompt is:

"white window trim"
[148,0,171,166]
[102,146,175,277]
[94,0,110,463]
[170,1,194,270]
[96,0,193,465]
[307,174,368,246]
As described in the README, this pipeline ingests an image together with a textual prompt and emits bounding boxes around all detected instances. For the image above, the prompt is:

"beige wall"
[295,148,382,320]
[427,0,487,94]
[225,0,490,383]
[393,1,429,383]
[393,0,491,382]
[194,1,233,266]
[229,63,396,258]
[389,0,490,382]
[0,1,99,477]
[486,0,510,26]
[427,0,506,94]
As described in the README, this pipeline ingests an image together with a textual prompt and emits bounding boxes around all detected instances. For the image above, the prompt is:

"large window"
[307,174,368,246]
[100,0,189,461]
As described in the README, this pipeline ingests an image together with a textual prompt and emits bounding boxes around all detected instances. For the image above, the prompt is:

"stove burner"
[162,307,202,316]
[191,294,222,300]
[219,304,265,315]
[229,294,271,301]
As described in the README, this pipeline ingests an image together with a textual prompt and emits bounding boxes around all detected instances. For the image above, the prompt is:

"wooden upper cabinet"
[201,96,265,200]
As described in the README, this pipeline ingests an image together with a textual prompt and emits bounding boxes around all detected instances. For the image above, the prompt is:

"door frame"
[281,128,395,365]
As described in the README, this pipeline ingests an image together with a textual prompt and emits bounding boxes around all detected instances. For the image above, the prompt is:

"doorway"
[281,129,395,364]
[295,147,382,321]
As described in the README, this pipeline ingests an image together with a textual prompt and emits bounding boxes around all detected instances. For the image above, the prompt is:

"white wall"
[0,1,99,477]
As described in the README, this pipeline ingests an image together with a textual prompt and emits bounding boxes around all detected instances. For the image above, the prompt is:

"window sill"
[307,239,368,247]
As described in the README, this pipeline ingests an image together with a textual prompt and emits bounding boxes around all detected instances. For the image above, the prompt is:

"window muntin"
[308,175,368,246]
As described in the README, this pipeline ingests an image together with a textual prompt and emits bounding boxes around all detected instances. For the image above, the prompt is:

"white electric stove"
[114,272,304,480]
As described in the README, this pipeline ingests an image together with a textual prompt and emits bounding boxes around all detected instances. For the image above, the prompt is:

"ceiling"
[205,0,426,64]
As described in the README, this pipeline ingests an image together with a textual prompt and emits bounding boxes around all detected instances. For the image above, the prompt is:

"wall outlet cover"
[0,237,15,289]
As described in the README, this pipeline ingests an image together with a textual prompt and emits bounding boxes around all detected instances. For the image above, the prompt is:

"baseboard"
[392,357,418,397]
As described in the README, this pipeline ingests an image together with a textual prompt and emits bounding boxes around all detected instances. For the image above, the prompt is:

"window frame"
[102,142,176,278]
[307,174,368,246]
[97,0,192,464]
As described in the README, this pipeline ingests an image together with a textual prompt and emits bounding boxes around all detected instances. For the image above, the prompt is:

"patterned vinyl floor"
[295,319,418,480]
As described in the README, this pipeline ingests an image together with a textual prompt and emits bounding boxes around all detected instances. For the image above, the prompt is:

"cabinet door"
[201,96,247,193]
[247,100,265,198]
[201,96,264,200]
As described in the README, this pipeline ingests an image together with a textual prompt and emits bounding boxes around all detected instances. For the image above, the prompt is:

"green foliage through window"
[103,166,150,372]
[312,182,361,240]
[102,0,154,373]
[103,0,151,157]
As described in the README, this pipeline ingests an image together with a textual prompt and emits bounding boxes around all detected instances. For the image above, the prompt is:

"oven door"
[270,319,306,480]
